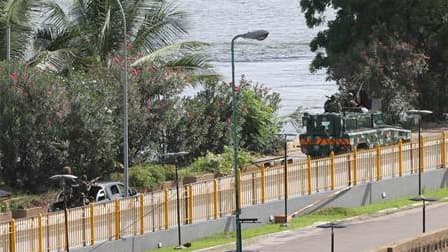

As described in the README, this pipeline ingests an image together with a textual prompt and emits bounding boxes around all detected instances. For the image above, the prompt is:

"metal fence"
[1,132,447,252]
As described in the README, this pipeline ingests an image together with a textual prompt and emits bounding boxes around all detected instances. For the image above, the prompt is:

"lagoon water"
[178,0,337,116]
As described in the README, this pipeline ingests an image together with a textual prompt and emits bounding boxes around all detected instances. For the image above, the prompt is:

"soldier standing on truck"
[324,95,342,113]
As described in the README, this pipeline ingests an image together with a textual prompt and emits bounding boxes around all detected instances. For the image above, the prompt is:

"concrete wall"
[73,168,448,252]
[376,227,448,252]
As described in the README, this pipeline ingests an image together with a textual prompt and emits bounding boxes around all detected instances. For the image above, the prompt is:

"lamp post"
[408,109,432,195]
[49,174,78,252]
[409,196,437,233]
[231,29,269,252]
[114,0,129,197]
[275,133,296,227]
[163,151,189,249]
[316,222,347,252]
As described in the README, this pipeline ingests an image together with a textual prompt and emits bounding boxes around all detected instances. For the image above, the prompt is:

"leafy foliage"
[0,0,40,60]
[188,146,253,176]
[0,62,67,190]
[300,0,448,117]
[129,164,174,189]
[178,78,281,159]
[30,0,208,74]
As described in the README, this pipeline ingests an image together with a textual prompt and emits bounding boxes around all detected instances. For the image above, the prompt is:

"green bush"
[0,203,8,213]
[129,164,175,189]
[188,146,254,176]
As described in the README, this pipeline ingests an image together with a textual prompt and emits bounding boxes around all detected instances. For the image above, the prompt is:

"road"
[237,203,448,252]
[199,202,448,252]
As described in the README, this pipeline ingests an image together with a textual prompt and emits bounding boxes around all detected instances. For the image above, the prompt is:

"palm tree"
[0,0,40,60]
[29,0,208,73]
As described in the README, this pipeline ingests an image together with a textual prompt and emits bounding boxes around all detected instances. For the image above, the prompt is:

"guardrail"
[1,132,447,251]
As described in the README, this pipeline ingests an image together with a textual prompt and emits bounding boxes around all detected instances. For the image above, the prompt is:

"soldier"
[324,95,342,113]
[62,166,72,175]
[79,174,89,196]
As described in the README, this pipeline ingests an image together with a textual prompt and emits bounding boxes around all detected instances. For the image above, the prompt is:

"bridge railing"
[1,132,447,252]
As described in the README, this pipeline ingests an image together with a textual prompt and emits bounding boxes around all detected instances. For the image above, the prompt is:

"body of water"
[178,0,337,116]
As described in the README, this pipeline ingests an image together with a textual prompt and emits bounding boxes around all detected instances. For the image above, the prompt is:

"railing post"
[260,165,265,203]
[188,185,193,224]
[237,169,242,210]
[420,136,425,172]
[164,189,169,229]
[307,155,312,194]
[139,194,144,235]
[376,144,381,181]
[82,207,86,246]
[399,140,403,176]
[90,203,94,245]
[38,214,43,252]
[213,179,219,219]
[442,132,446,168]
[115,199,120,240]
[330,151,335,190]
[353,148,357,186]
[9,219,15,252]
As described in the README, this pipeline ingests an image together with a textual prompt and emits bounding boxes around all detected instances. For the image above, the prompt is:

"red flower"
[9,72,18,81]
[131,68,141,76]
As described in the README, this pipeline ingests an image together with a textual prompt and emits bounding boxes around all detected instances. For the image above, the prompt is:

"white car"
[88,181,137,202]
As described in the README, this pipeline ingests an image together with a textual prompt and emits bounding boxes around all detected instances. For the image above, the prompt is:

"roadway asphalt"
[202,202,448,252]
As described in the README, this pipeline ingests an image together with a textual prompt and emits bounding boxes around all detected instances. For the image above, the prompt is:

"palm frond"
[27,48,76,72]
[34,25,79,51]
[4,0,32,25]
[131,1,189,53]
[98,7,111,52]
[41,0,70,29]
[131,41,208,67]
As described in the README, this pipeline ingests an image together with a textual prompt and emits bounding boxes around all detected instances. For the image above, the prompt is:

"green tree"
[0,62,67,190]
[30,0,207,73]
[0,0,40,60]
[300,0,448,117]
[178,78,280,157]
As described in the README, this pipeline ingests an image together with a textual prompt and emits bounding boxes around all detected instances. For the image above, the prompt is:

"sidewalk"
[199,202,448,252]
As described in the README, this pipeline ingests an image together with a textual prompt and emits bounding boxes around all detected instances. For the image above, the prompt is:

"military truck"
[299,108,411,157]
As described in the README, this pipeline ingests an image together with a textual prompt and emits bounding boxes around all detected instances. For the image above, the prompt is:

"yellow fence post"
[420,136,425,172]
[188,185,193,224]
[237,169,242,210]
[398,140,403,176]
[260,165,265,203]
[376,145,381,181]
[90,203,94,245]
[213,179,219,219]
[307,156,312,194]
[353,148,357,186]
[38,214,43,252]
[9,219,15,252]
[442,132,446,168]
[330,151,335,190]
[164,189,169,229]
[139,194,144,235]
[115,199,120,240]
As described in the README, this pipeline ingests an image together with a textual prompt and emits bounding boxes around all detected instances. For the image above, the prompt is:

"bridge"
[0,132,447,252]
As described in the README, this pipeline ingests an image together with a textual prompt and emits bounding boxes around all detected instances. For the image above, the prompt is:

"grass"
[147,187,448,252]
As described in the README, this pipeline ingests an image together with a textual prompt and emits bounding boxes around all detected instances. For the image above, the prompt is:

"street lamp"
[316,222,347,252]
[409,196,437,233]
[163,151,189,249]
[114,0,130,197]
[231,29,269,252]
[49,174,78,252]
[275,132,296,227]
[408,109,432,195]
